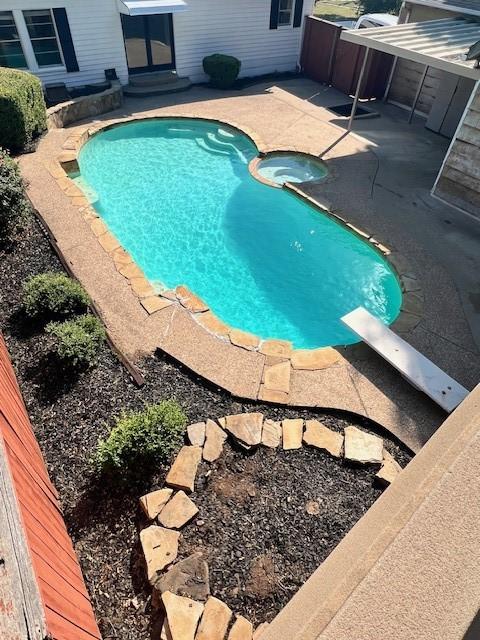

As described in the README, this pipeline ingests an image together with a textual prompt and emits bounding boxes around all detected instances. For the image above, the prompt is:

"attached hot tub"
[255,153,328,186]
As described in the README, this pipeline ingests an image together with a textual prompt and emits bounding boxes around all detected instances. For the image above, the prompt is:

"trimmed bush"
[46,314,105,368]
[93,401,187,473]
[203,54,241,89]
[0,148,30,238]
[0,68,47,151]
[23,272,90,320]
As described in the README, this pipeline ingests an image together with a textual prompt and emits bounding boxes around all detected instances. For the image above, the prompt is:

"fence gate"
[300,16,394,99]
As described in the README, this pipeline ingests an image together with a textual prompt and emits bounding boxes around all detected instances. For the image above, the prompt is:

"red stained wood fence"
[300,16,394,99]
[0,334,101,640]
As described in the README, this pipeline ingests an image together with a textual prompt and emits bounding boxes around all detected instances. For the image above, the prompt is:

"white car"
[354,13,398,29]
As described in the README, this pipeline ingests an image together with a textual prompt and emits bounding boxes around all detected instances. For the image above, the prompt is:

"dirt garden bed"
[0,213,411,639]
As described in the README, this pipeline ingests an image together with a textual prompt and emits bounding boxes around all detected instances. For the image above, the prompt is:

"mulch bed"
[0,214,411,639]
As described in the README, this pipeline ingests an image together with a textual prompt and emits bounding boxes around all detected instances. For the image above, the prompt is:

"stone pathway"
[138,413,402,639]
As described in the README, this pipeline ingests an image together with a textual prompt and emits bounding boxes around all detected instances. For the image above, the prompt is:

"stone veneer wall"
[433,81,480,218]
[47,81,123,129]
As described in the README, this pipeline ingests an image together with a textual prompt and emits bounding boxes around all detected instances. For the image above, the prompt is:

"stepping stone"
[263,361,291,394]
[161,591,204,640]
[253,622,270,639]
[225,413,263,447]
[154,552,209,601]
[140,525,179,584]
[187,422,206,447]
[303,420,343,457]
[203,420,227,462]
[344,426,383,465]
[158,490,198,529]
[166,446,202,492]
[141,296,173,315]
[196,596,232,640]
[228,615,253,640]
[282,419,303,450]
[261,419,282,448]
[139,488,173,520]
[376,450,402,486]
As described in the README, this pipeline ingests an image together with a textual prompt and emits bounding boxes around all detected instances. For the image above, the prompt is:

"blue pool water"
[77,118,402,349]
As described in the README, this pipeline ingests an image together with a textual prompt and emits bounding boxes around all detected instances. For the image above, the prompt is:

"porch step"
[123,76,191,97]
[129,71,179,88]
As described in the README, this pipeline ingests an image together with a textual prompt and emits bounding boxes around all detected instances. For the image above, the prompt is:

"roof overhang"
[117,0,188,16]
[407,0,480,18]
[341,17,480,80]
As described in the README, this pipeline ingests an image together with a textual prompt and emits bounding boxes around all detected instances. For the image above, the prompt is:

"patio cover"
[117,0,188,16]
[341,17,480,80]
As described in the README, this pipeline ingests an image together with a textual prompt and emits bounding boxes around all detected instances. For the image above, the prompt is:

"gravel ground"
[0,214,411,639]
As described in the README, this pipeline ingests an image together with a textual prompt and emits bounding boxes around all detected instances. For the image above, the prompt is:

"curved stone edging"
[138,413,402,639]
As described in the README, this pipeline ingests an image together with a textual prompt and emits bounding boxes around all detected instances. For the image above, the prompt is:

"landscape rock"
[376,450,402,486]
[344,426,383,464]
[225,413,263,447]
[282,419,303,450]
[195,596,232,640]
[158,491,199,529]
[261,419,282,448]
[154,553,209,601]
[166,446,202,492]
[161,591,204,640]
[228,615,253,640]
[263,361,291,394]
[305,500,320,515]
[303,420,343,457]
[187,422,206,447]
[203,419,228,462]
[139,488,173,520]
[140,525,179,584]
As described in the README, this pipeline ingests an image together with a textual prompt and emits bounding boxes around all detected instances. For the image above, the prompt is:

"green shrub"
[93,401,187,473]
[46,314,105,368]
[23,272,90,319]
[0,68,47,151]
[0,148,30,238]
[203,54,241,89]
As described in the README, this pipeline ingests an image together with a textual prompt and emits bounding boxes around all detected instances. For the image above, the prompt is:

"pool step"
[196,137,232,157]
[205,132,250,163]
[217,127,236,141]
[123,75,191,98]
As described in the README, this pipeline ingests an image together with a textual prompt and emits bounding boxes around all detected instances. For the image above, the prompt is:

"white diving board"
[341,307,469,413]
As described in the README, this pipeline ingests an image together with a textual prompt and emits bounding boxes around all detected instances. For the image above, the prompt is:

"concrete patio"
[19,77,480,452]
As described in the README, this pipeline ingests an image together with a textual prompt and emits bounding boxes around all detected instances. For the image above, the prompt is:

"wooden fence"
[300,16,394,99]
[0,334,101,640]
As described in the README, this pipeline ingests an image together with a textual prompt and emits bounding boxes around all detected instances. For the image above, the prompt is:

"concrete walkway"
[19,78,480,452]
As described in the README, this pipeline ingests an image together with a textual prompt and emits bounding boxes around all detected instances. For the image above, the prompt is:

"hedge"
[0,68,47,151]
[0,148,30,239]
[203,54,241,89]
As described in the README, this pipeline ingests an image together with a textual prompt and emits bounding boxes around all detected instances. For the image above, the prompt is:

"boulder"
[203,420,227,462]
[282,419,303,450]
[224,413,263,447]
[166,446,202,492]
[376,450,402,485]
[139,488,173,520]
[158,491,199,529]
[303,420,343,457]
[196,596,232,640]
[154,553,209,601]
[344,426,383,464]
[140,525,179,584]
[161,591,204,640]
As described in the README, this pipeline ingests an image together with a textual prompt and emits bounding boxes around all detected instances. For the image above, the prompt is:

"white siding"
[173,0,315,82]
[3,0,129,86]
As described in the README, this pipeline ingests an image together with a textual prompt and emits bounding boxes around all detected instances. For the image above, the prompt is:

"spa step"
[341,307,469,413]
[123,76,191,97]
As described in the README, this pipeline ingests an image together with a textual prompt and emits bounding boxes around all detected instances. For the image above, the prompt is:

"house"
[0,0,314,91]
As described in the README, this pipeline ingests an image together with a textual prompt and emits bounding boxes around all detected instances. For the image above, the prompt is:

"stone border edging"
[43,114,425,413]
[47,81,123,129]
[138,413,402,640]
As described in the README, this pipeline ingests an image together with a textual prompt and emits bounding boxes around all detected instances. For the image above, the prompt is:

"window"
[23,9,62,67]
[278,0,293,25]
[0,11,27,69]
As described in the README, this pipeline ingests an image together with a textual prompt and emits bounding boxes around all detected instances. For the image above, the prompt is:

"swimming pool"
[76,118,402,349]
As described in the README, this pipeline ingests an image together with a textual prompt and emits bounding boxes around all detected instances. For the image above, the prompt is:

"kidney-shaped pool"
[76,118,402,349]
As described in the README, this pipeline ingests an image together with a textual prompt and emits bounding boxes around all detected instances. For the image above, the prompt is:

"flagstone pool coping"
[23,99,449,454]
